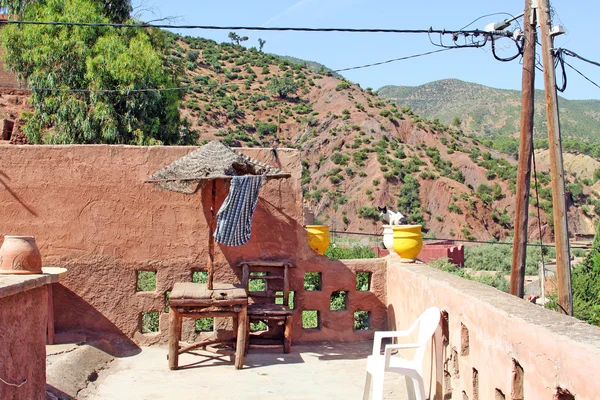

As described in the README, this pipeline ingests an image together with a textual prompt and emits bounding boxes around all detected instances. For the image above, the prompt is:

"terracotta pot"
[392,225,423,262]
[0,235,43,274]
[305,225,330,255]
[382,225,396,254]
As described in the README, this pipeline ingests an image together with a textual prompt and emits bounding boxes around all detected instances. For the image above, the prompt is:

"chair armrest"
[384,343,420,366]
[372,330,412,355]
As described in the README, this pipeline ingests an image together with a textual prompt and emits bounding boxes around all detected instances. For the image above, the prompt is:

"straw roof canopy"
[146,140,290,194]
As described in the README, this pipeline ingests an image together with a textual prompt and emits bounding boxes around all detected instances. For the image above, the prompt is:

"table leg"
[47,284,55,345]
[284,314,293,354]
[235,304,247,369]
[168,308,181,370]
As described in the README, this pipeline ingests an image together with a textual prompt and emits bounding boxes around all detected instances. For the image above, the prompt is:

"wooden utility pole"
[538,0,573,315]
[511,0,537,298]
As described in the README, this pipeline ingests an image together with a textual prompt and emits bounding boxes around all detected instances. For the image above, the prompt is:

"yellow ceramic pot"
[392,225,423,262]
[305,225,330,255]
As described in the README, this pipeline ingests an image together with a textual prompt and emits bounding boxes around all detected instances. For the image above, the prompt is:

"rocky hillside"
[3,34,598,240]
[166,34,597,240]
[377,79,600,142]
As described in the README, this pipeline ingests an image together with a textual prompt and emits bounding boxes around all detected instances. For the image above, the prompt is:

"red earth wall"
[0,286,47,400]
[0,145,386,345]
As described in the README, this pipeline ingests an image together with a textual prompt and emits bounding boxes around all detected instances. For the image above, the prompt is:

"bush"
[335,81,351,91]
[325,245,377,259]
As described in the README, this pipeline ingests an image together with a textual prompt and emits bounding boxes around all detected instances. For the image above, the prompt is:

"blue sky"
[135,0,600,100]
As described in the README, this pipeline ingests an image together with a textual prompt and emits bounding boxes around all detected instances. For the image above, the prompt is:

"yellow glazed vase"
[305,225,330,255]
[392,225,423,262]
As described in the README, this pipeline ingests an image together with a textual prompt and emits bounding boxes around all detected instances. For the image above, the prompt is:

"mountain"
[4,34,598,240]
[275,55,343,79]
[377,79,600,142]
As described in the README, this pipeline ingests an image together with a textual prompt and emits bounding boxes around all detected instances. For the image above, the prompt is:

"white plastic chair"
[363,307,441,400]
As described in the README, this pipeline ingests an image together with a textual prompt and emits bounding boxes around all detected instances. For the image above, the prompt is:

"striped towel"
[214,175,264,246]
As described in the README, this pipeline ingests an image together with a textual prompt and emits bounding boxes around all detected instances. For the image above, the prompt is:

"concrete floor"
[73,342,409,400]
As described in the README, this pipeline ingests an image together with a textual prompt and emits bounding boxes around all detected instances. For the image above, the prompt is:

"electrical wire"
[458,12,523,32]
[0,19,511,36]
[554,48,568,92]
[561,48,600,68]
[332,48,454,73]
[531,144,547,293]
[563,59,600,91]
[490,35,522,62]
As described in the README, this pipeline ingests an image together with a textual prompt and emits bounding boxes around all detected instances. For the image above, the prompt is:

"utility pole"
[511,0,537,298]
[538,0,573,315]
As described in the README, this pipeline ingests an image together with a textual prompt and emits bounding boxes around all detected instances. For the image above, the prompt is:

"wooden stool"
[168,282,248,369]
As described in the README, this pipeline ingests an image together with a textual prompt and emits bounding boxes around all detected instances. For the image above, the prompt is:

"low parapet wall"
[386,256,600,400]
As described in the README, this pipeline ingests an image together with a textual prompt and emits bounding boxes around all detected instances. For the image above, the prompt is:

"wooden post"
[168,308,182,370]
[510,0,537,298]
[235,304,247,369]
[47,284,55,345]
[538,0,573,315]
[207,180,217,290]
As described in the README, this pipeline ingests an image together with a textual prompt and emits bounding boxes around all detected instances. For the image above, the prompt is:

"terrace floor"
[49,341,409,400]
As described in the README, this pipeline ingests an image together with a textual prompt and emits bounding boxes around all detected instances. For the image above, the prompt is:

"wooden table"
[168,282,248,370]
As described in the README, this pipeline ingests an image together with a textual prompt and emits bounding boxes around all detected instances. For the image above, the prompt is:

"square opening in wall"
[330,291,347,310]
[354,310,370,330]
[356,272,371,291]
[164,291,171,313]
[302,310,319,329]
[137,271,156,292]
[304,272,321,291]
[195,318,214,332]
[192,271,208,284]
[141,312,159,333]
[275,291,295,309]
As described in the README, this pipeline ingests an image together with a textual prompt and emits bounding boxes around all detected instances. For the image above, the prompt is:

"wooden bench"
[240,261,294,353]
[168,282,248,369]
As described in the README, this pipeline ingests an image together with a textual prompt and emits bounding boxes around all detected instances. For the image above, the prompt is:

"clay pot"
[0,236,43,274]
[392,225,423,262]
[382,225,396,254]
[305,225,330,255]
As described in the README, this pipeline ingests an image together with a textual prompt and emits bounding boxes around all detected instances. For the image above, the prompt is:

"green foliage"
[430,258,509,292]
[2,0,188,145]
[465,242,555,276]
[335,81,351,91]
[255,121,277,136]
[358,206,380,221]
[324,245,377,259]
[331,152,349,165]
[569,221,600,325]
[397,175,423,224]
[267,76,298,98]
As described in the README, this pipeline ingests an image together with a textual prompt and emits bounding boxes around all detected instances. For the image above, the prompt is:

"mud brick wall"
[386,258,600,400]
[0,145,386,345]
[0,286,48,400]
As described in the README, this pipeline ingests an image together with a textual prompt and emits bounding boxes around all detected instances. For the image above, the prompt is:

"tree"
[0,0,132,22]
[1,0,192,145]
[228,31,248,46]
[266,76,298,98]
[258,38,266,52]
[569,221,600,325]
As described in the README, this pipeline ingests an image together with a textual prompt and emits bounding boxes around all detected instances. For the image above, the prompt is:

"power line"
[562,59,600,90]
[0,19,511,37]
[333,48,455,73]
[458,12,523,32]
[561,48,600,69]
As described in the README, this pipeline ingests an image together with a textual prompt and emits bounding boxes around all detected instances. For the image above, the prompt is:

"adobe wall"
[0,145,386,345]
[0,286,47,400]
[387,258,600,400]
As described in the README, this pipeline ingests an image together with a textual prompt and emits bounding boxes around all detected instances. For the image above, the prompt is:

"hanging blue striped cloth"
[214,175,264,246]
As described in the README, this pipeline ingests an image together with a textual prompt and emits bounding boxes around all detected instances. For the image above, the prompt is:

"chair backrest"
[414,307,441,363]
[240,261,292,306]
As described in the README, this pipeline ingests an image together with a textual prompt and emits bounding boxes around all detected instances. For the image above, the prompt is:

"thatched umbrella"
[146,141,290,288]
